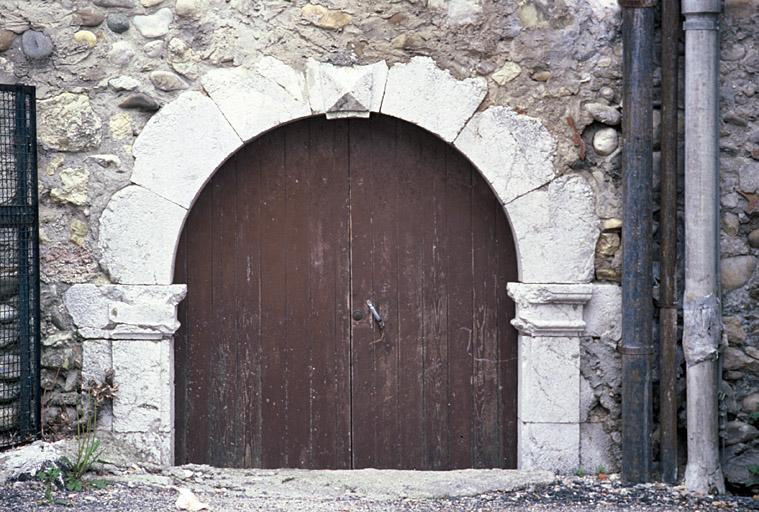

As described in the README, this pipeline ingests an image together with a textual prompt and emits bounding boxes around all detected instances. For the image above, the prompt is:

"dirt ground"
[1,465,757,512]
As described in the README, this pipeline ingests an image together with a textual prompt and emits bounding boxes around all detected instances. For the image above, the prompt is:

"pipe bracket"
[683,17,720,31]
[682,294,721,367]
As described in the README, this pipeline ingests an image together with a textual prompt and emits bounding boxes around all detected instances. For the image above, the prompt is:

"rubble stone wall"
[718,0,759,493]
[0,0,753,490]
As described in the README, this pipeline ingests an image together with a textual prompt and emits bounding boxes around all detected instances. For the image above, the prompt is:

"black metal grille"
[0,84,41,449]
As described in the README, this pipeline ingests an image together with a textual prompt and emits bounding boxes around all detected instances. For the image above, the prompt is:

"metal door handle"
[366,300,384,329]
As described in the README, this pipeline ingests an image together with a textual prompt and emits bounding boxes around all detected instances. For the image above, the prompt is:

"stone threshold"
[124,465,557,501]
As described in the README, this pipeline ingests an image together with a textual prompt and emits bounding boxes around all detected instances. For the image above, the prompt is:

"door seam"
[347,119,355,470]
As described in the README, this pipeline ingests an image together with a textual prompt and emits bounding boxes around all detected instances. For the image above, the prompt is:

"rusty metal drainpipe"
[659,0,681,485]
[619,0,656,484]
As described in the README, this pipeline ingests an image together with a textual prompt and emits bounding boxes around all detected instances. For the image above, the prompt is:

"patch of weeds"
[35,465,70,506]
[89,479,110,490]
[62,400,104,492]
[65,474,83,492]
[574,467,587,477]
[596,465,608,480]
[54,371,118,498]
[37,467,62,504]
[749,465,759,484]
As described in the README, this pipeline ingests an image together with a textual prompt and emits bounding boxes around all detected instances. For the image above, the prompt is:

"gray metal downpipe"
[681,0,725,494]
[619,0,655,485]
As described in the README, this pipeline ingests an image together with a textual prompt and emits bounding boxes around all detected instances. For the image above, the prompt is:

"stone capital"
[507,283,593,337]
[64,284,187,340]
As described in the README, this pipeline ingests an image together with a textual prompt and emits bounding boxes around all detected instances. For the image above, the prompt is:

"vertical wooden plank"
[419,130,449,469]
[306,117,352,468]
[394,120,426,469]
[305,118,326,469]
[173,227,188,464]
[471,172,501,467]
[180,185,215,464]
[349,118,378,469]
[208,153,241,466]
[445,145,474,469]
[496,201,519,469]
[235,142,263,468]
[332,120,353,469]
[367,116,401,468]
[283,120,312,467]
[259,129,289,468]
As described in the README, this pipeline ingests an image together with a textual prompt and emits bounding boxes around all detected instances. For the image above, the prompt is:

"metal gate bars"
[0,84,41,449]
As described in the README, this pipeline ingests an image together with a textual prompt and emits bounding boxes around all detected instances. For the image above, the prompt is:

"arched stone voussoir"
[506,174,600,284]
[380,56,487,143]
[98,185,187,285]
[454,106,556,206]
[130,91,243,209]
[201,57,312,143]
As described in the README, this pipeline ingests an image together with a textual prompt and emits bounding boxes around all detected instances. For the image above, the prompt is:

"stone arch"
[98,56,598,286]
[66,56,602,468]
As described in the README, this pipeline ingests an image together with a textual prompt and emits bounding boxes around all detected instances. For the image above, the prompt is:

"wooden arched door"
[174,115,518,469]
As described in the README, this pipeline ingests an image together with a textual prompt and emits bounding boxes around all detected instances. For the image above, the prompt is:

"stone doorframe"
[62,56,602,469]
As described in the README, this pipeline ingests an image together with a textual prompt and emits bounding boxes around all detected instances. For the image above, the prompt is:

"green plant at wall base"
[574,468,587,477]
[36,467,61,504]
[748,465,759,487]
[596,465,607,475]
[60,397,103,492]
[36,372,118,503]
[89,479,109,490]
[62,371,118,493]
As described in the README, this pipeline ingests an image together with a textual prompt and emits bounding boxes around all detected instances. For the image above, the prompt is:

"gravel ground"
[1,472,757,512]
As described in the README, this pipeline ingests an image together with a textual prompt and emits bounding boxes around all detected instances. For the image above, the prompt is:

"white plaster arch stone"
[83,55,604,469]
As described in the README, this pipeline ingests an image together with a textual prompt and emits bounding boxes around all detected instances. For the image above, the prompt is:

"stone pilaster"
[64,284,186,465]
[508,283,592,472]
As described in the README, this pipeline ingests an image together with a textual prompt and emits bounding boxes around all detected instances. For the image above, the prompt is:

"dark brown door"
[174,115,518,470]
